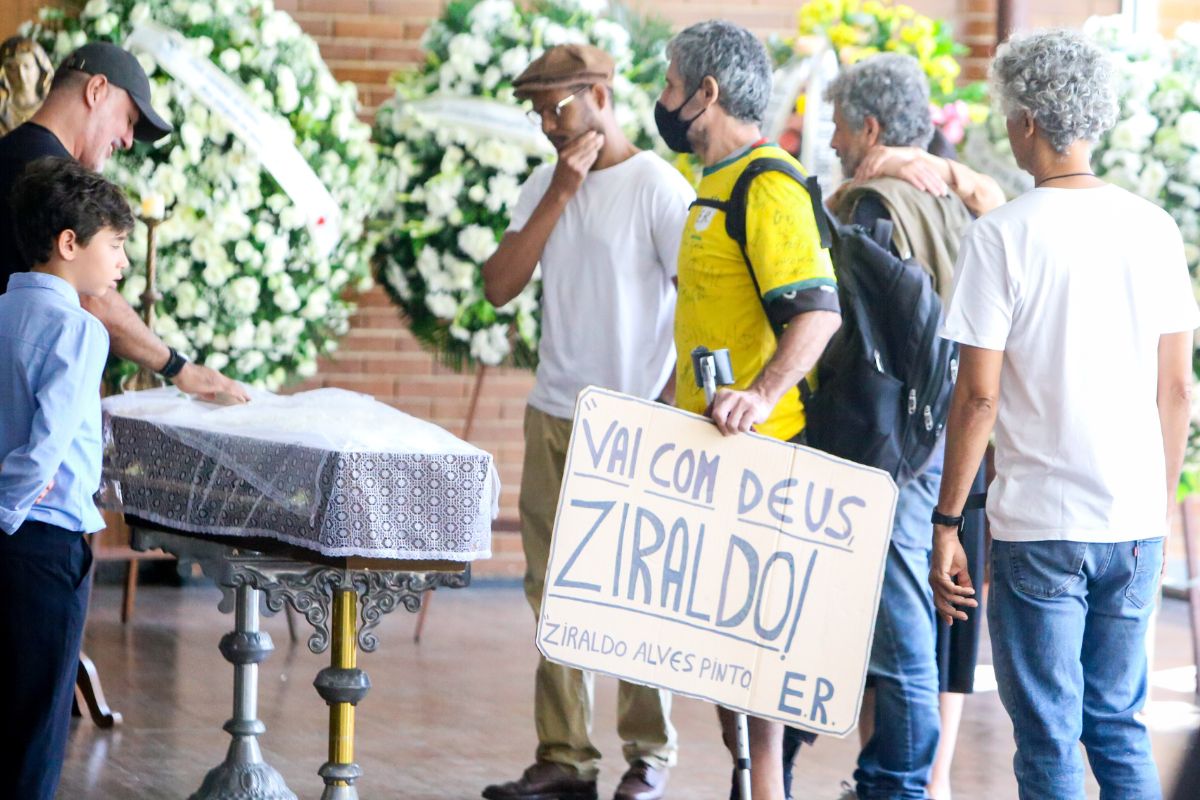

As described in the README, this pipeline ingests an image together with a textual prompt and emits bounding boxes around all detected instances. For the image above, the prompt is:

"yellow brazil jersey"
[674,143,837,441]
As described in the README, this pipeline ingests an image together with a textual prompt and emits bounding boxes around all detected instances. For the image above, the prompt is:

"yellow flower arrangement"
[796,0,973,104]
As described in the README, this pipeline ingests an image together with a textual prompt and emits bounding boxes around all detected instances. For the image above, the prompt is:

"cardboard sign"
[537,387,898,736]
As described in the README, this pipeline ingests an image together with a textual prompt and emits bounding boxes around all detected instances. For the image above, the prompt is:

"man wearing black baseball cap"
[0,40,248,402]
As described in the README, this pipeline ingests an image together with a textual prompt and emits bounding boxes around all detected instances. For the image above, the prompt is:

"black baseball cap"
[60,42,172,142]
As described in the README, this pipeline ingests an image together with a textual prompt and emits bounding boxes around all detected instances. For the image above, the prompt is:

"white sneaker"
[836,780,857,800]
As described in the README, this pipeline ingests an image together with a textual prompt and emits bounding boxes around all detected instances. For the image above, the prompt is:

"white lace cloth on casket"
[102,387,499,561]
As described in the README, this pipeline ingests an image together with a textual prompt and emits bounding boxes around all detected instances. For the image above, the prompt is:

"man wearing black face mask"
[482,45,695,800]
[657,21,842,800]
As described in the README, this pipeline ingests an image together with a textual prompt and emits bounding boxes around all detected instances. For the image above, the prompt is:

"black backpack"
[691,157,958,487]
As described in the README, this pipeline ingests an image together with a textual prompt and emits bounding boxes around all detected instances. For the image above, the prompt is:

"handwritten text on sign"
[537,388,898,736]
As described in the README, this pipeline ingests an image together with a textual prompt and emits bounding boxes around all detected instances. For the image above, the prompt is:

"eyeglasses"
[525,85,591,126]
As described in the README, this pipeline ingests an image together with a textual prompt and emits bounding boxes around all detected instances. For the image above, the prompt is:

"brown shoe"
[482,762,598,800]
[613,761,669,800]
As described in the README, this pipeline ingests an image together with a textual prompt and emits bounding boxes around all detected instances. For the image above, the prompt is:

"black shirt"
[0,122,72,294]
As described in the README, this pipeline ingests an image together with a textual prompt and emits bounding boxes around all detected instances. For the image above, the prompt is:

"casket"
[102,387,498,561]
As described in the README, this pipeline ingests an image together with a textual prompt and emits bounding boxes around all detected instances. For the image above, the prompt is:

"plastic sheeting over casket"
[102,387,499,561]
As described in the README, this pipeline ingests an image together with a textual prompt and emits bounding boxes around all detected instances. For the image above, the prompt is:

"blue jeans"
[990,538,1163,800]
[853,466,942,799]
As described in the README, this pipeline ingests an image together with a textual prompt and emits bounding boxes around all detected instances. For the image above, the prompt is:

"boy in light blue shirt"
[0,156,132,800]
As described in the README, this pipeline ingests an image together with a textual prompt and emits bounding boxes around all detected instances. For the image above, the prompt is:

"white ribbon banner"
[404,95,555,156]
[125,21,342,256]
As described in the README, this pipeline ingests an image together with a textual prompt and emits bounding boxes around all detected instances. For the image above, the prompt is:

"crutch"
[691,345,752,800]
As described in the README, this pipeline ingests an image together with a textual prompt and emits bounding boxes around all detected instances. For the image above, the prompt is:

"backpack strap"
[695,157,834,338]
[700,157,837,407]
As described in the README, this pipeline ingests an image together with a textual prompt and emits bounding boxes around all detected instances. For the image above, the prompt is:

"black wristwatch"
[158,346,189,379]
[931,508,965,534]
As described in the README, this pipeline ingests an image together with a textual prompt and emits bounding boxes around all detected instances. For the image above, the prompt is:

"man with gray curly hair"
[825,53,977,294]
[932,29,1197,800]
[658,20,841,800]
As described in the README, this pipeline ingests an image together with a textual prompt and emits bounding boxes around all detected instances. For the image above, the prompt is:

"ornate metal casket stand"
[131,525,469,800]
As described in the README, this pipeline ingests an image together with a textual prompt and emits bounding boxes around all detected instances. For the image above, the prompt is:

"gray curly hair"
[991,29,1119,154]
[824,53,933,148]
[666,20,772,125]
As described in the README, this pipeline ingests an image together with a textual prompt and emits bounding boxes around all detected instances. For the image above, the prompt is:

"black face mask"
[655,89,706,154]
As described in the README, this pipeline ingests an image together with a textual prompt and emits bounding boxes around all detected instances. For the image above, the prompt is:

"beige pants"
[520,405,678,778]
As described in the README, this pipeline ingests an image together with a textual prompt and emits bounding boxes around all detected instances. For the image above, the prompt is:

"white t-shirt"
[942,184,1200,543]
[509,151,694,419]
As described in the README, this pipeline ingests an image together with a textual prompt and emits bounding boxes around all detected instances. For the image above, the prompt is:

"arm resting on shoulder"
[855,145,1007,216]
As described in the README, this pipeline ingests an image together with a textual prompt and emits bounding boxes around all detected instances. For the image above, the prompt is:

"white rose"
[443,255,477,290]
[224,276,261,314]
[202,261,230,288]
[94,14,118,36]
[1177,111,1200,149]
[425,292,459,318]
[1137,158,1169,198]
[229,320,256,351]
[191,323,214,348]
[279,206,306,230]
[458,224,498,264]
[254,321,275,350]
[173,282,199,318]
[237,351,266,374]
[296,358,318,378]
[274,284,302,313]
[129,3,151,26]
[82,0,109,19]
[499,46,530,78]
[219,49,242,73]
[486,174,521,212]
[264,237,289,273]
[187,3,213,24]
[276,66,300,114]
[441,145,465,173]
[312,94,332,121]
[180,122,204,156]
[206,353,230,371]
[416,245,442,280]
[470,324,511,365]
[448,32,493,66]
[301,287,331,320]
[122,275,147,305]
[1187,154,1200,185]
[468,184,487,203]
[54,31,73,57]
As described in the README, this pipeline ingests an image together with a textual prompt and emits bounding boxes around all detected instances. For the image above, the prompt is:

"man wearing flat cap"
[0,41,248,403]
[482,44,694,800]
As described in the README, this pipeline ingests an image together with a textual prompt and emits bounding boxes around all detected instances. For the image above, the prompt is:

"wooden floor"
[61,582,1200,799]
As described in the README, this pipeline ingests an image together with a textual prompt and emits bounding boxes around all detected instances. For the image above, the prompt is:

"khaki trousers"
[520,405,678,778]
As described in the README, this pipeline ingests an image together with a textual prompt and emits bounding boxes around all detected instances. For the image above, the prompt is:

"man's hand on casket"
[172,363,251,404]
